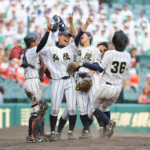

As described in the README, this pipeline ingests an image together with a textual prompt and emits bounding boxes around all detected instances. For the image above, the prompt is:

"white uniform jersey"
[100,50,131,85]
[23,46,40,80]
[76,44,100,74]
[40,40,77,79]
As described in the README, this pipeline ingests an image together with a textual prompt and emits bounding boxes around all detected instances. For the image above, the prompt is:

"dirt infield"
[0,126,150,150]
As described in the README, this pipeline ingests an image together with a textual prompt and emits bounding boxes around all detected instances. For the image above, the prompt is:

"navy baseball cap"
[97,42,109,50]
[85,31,93,45]
[123,3,128,6]
[141,10,145,14]
[58,28,72,37]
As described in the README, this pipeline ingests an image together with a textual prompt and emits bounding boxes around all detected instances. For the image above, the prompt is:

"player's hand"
[47,18,52,32]
[86,14,93,25]
[67,12,73,24]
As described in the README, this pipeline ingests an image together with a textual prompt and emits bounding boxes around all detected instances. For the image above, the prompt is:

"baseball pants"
[24,78,42,115]
[50,76,77,116]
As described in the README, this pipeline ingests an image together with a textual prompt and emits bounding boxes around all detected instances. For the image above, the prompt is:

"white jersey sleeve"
[93,47,101,64]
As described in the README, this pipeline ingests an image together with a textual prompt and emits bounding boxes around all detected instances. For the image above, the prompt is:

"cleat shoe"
[44,133,51,141]
[56,132,62,140]
[99,127,107,138]
[68,131,76,140]
[79,130,92,139]
[26,135,36,143]
[50,132,57,141]
[106,120,116,138]
[38,136,45,142]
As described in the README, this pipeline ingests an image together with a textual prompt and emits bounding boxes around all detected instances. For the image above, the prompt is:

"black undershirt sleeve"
[83,63,104,73]
[74,28,84,47]
[36,31,49,53]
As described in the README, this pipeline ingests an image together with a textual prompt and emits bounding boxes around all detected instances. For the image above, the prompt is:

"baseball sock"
[93,109,109,126]
[57,117,67,133]
[50,114,57,132]
[69,115,77,131]
[88,118,94,126]
[28,116,37,137]
[80,115,90,131]
[98,120,104,127]
[103,111,111,127]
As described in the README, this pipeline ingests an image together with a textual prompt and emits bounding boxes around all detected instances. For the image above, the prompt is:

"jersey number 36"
[111,61,126,74]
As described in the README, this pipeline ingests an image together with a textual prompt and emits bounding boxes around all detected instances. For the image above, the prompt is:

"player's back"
[101,50,131,85]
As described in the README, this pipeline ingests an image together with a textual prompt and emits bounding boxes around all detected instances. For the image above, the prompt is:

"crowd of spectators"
[0,0,150,103]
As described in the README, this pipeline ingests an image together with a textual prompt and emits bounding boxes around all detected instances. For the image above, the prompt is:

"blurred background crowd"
[0,0,150,104]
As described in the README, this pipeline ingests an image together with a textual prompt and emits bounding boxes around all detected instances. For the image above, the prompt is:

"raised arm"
[74,15,93,46]
[68,12,76,39]
[36,18,52,53]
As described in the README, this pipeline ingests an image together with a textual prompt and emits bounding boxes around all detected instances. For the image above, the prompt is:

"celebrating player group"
[9,12,131,143]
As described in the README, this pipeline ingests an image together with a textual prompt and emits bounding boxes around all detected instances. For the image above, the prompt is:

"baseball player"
[40,15,93,141]
[96,42,111,137]
[56,17,100,139]
[8,19,52,142]
[78,30,131,138]
[57,42,110,138]
[24,21,51,142]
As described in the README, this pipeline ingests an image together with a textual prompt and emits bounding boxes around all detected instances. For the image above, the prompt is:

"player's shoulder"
[103,50,115,56]
[124,51,131,59]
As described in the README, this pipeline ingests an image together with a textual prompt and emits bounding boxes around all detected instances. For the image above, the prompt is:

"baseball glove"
[9,46,24,60]
[67,62,83,75]
[76,77,92,92]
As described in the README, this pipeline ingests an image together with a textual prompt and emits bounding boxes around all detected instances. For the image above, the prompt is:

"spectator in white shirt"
[141,29,150,54]
[15,26,25,42]
[3,23,15,48]
[110,8,122,25]
[127,14,135,37]
[120,3,133,23]
[137,10,149,26]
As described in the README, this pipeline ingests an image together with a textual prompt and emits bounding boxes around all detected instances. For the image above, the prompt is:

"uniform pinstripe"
[61,45,100,120]
[40,39,77,116]
[93,50,131,112]
[23,46,43,115]
[76,45,100,117]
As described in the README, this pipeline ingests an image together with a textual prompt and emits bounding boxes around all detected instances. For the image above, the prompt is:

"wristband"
[86,75,91,78]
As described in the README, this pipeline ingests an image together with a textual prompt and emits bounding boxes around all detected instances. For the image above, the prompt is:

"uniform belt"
[78,73,87,78]
[61,76,70,79]
[106,82,111,85]
[31,102,38,108]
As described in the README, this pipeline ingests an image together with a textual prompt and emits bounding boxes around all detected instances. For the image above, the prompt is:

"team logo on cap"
[53,54,59,62]
[66,29,70,33]
[63,53,70,60]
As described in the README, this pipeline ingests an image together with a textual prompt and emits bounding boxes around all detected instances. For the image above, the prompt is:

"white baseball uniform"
[40,39,77,116]
[23,46,43,116]
[61,45,100,120]
[93,50,131,112]
[76,45,100,119]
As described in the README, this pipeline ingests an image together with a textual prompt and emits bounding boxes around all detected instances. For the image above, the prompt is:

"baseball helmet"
[24,32,39,48]
[50,15,65,33]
